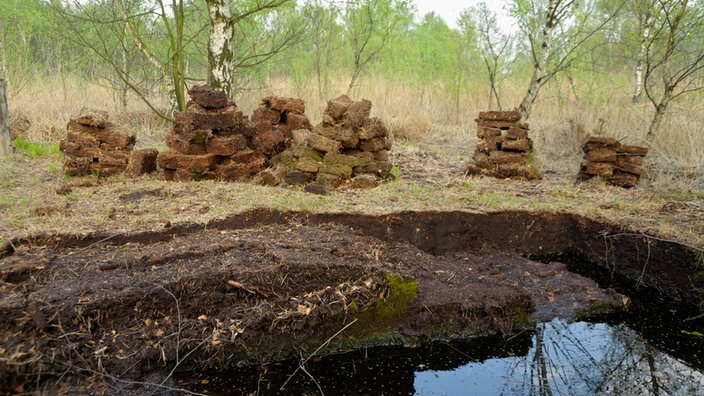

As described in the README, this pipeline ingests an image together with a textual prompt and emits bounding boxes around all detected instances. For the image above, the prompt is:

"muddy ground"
[2,208,702,394]
[1,145,703,394]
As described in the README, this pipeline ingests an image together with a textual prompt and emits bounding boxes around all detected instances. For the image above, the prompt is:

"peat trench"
[0,209,701,393]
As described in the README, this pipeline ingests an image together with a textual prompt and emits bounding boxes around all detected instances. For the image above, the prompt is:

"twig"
[299,360,325,396]
[604,232,704,254]
[154,285,215,392]
[70,232,127,254]
[228,279,270,298]
[634,236,652,288]
[280,318,358,391]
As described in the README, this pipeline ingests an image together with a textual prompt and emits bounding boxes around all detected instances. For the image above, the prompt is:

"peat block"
[477,110,521,122]
[187,85,229,109]
[206,135,248,156]
[263,96,306,115]
[74,107,109,128]
[126,149,158,176]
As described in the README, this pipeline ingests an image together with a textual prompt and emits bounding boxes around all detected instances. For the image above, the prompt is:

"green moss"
[300,148,325,162]
[363,275,417,320]
[189,130,210,144]
[526,150,536,166]
[512,307,536,329]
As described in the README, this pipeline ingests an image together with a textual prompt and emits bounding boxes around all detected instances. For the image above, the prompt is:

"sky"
[413,0,514,31]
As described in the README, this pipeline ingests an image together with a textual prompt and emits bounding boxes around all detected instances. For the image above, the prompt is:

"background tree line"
[1,0,703,144]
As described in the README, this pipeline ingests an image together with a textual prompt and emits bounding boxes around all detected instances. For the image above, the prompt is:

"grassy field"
[1,75,703,249]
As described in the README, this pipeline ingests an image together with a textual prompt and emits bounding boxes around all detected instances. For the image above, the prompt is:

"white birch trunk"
[206,0,234,97]
[518,0,561,120]
[633,11,655,103]
[0,79,12,157]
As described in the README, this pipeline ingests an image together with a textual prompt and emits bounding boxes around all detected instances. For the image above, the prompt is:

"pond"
[176,290,704,395]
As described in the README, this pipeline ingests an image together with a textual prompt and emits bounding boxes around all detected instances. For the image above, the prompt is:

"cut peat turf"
[0,210,701,394]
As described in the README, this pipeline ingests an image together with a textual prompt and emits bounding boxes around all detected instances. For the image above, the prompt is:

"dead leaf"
[297,304,312,315]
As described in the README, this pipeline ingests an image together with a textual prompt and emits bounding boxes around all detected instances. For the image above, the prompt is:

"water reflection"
[177,319,704,395]
[415,319,704,395]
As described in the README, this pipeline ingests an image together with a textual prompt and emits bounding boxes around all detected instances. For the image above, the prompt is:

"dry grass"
[1,75,702,248]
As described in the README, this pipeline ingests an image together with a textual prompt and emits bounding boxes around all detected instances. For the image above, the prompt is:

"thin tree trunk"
[206,0,234,97]
[645,0,687,144]
[646,88,672,144]
[518,0,562,120]
[0,79,12,157]
[633,11,654,103]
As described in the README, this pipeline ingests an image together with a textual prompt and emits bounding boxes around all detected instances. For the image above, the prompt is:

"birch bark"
[206,0,234,97]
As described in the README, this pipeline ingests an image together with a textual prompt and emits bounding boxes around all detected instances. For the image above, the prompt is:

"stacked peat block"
[158,85,252,181]
[158,85,306,181]
[251,95,311,167]
[469,111,540,180]
[158,86,309,181]
[277,94,393,190]
[60,108,136,176]
[577,136,648,188]
[126,149,159,176]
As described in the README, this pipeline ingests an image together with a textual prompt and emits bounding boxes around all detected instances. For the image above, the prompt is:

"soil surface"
[1,146,702,394]
[0,210,636,394]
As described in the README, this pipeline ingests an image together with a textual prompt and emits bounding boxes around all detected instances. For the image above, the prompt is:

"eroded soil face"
[0,211,631,393]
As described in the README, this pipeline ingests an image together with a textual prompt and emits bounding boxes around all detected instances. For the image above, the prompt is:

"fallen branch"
[228,279,270,298]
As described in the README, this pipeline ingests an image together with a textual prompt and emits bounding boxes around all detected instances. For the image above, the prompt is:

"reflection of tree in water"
[179,319,704,394]
[500,320,704,395]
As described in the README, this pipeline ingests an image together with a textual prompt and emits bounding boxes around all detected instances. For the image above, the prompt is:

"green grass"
[14,139,60,158]
[47,162,61,174]
[476,192,522,209]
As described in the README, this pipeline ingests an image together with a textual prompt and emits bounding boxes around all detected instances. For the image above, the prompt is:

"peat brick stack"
[251,96,311,158]
[468,111,540,180]
[158,85,255,181]
[277,94,393,190]
[60,108,136,176]
[158,86,311,181]
[577,136,648,188]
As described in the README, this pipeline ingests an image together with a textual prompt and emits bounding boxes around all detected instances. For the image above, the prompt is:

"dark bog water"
[173,244,704,395]
[176,291,704,395]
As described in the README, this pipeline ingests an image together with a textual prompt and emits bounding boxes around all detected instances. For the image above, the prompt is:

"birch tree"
[628,0,657,102]
[512,0,625,119]
[0,41,11,157]
[643,0,704,143]
[205,0,292,97]
[0,79,11,157]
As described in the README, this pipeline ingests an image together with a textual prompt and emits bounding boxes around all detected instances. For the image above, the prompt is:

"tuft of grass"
[476,192,522,209]
[47,162,62,174]
[14,139,60,158]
